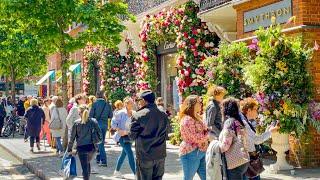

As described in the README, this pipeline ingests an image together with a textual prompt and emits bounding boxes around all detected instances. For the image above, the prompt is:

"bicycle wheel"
[3,124,13,137]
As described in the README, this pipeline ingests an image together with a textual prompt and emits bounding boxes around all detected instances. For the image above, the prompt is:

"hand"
[268,123,279,133]
[118,130,128,136]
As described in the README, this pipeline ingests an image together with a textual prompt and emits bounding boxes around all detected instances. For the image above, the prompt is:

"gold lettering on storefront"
[244,7,291,26]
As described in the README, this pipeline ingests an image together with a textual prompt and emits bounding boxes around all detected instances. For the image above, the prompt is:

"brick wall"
[234,0,320,168]
[289,127,320,167]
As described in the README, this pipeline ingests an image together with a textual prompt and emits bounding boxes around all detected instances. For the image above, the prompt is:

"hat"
[138,90,155,104]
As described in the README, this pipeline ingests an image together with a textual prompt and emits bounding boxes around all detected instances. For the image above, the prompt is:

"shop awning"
[69,63,81,74]
[36,70,55,85]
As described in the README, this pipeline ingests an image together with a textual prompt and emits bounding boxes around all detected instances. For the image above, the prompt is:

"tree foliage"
[0,17,47,99]
[0,0,134,102]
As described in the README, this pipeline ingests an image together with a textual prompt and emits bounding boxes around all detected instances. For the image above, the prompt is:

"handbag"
[245,153,265,178]
[49,108,62,130]
[61,151,77,178]
[224,118,250,170]
[245,119,265,178]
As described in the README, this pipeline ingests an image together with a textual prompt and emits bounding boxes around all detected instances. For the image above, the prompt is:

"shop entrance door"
[160,53,178,111]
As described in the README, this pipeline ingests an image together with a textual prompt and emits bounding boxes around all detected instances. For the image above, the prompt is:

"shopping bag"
[61,151,77,178]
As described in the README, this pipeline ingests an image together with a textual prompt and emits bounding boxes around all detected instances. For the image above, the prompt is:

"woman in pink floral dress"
[179,95,208,180]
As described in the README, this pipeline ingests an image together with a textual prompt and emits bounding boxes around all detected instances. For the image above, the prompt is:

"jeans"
[136,158,165,180]
[96,122,107,164]
[227,163,249,180]
[30,136,40,148]
[78,150,95,180]
[243,175,261,180]
[115,137,136,173]
[180,149,206,180]
[55,137,63,153]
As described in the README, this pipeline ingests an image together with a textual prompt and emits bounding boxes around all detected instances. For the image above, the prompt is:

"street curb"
[0,143,59,180]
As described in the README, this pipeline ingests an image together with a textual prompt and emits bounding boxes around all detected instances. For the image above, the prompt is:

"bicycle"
[2,115,21,138]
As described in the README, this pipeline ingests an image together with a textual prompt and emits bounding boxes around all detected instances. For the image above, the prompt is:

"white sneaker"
[113,171,124,178]
[91,167,98,174]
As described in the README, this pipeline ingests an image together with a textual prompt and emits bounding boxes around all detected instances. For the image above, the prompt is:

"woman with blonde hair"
[67,105,102,180]
[88,95,97,111]
[179,95,208,180]
[205,85,227,140]
[49,98,68,156]
[24,99,45,152]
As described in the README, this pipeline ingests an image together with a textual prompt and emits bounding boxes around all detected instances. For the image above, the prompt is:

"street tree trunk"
[10,65,16,102]
[5,76,9,97]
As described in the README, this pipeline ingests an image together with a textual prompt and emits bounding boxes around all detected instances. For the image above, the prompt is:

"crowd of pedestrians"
[0,85,280,180]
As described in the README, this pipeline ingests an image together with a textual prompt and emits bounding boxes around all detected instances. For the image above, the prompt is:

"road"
[0,145,39,180]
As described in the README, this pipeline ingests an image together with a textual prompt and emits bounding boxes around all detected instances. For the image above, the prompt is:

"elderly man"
[127,90,168,180]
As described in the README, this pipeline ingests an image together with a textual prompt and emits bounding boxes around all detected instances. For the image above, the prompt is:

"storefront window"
[161,53,178,112]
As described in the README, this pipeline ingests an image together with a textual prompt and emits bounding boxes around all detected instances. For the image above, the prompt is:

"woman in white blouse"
[240,97,278,180]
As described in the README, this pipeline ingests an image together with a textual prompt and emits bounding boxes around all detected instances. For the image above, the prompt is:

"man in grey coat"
[89,90,113,166]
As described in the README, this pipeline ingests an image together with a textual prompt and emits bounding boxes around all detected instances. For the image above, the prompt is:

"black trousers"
[136,158,165,180]
[78,150,95,180]
[30,136,40,147]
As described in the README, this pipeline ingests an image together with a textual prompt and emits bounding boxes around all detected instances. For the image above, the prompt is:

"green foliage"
[0,0,134,100]
[202,41,253,98]
[243,25,314,137]
[169,116,182,145]
[0,17,47,98]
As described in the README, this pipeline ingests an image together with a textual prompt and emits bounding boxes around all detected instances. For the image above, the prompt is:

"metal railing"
[200,0,232,12]
[126,0,169,15]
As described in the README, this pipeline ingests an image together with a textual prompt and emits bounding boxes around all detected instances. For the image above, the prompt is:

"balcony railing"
[199,0,232,12]
[126,0,169,15]
[125,0,232,15]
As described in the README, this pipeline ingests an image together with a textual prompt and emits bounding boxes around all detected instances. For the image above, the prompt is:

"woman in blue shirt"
[112,97,136,178]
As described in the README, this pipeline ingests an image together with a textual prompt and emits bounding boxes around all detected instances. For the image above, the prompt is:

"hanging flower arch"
[138,1,220,97]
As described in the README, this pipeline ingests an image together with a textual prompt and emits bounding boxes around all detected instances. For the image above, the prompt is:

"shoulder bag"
[49,108,63,130]
[245,119,265,178]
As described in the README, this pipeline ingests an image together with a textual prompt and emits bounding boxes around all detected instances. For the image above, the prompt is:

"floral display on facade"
[202,41,254,99]
[243,25,319,136]
[124,37,138,95]
[82,44,104,95]
[138,1,219,96]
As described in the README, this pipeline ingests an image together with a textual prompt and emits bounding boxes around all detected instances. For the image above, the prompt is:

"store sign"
[0,83,24,91]
[157,41,177,55]
[244,0,292,33]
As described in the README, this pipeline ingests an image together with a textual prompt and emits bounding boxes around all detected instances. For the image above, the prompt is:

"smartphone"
[271,120,279,127]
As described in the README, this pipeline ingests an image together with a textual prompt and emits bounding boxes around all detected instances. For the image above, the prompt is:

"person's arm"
[180,117,208,144]
[244,121,271,145]
[111,112,120,130]
[108,104,113,119]
[128,116,144,140]
[41,110,45,125]
[93,121,102,141]
[67,124,77,152]
[66,107,76,129]
[206,105,217,128]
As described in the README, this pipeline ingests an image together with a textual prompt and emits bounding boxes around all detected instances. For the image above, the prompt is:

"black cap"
[138,90,155,104]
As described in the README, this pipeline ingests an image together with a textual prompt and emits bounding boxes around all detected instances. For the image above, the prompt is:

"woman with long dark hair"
[219,97,249,179]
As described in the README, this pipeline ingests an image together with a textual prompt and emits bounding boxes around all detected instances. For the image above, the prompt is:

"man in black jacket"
[128,90,168,180]
[0,100,6,137]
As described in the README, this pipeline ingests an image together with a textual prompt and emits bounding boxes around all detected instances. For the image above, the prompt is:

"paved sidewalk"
[0,136,319,180]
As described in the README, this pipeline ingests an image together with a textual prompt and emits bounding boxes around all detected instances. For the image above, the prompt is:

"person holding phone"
[240,98,279,180]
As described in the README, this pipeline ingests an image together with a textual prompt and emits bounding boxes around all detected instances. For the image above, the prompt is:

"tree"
[0,18,47,100]
[0,0,134,104]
